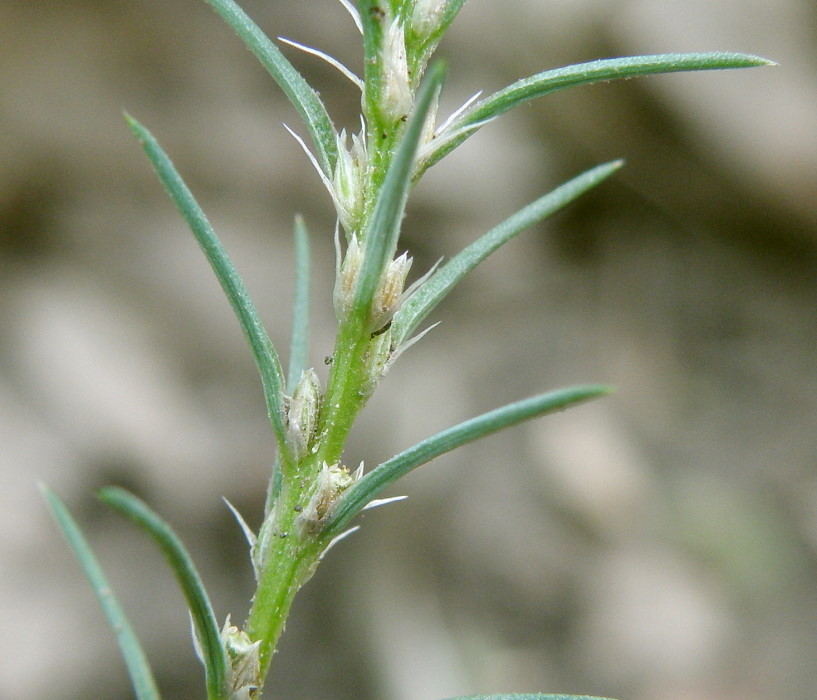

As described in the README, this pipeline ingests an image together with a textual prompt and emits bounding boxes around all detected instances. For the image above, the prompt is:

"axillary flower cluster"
[41,1,772,698]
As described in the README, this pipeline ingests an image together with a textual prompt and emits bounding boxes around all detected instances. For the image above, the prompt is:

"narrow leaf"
[41,485,163,700]
[98,487,228,700]
[353,60,447,326]
[392,160,623,347]
[421,51,774,171]
[324,384,612,535]
[126,114,287,450]
[287,215,311,392]
[202,0,337,175]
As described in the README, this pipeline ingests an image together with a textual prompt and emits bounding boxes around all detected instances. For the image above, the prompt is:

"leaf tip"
[729,52,778,68]
[568,383,617,407]
[122,110,138,128]
[746,54,778,67]
[38,482,63,518]
[96,484,130,509]
[38,481,68,514]
[123,112,149,144]
[593,159,626,181]
[96,484,114,500]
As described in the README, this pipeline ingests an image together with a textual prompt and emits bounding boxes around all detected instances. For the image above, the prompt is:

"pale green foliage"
[43,1,772,698]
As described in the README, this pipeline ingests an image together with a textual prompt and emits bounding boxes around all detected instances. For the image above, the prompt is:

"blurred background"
[2,1,815,698]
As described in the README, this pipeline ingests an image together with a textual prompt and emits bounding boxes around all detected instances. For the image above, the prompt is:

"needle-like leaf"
[98,487,228,700]
[40,484,161,700]
[202,0,337,175]
[420,51,775,172]
[41,485,163,700]
[352,60,446,328]
[391,160,624,347]
[287,215,311,392]
[126,114,287,451]
[323,384,612,536]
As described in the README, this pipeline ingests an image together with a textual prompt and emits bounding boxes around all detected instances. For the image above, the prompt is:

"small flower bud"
[221,616,261,698]
[419,88,440,151]
[285,369,322,462]
[411,0,447,38]
[333,234,364,322]
[370,251,412,332]
[364,324,393,394]
[334,238,412,332]
[295,462,358,537]
[333,128,367,233]
[381,16,412,122]
[252,507,276,580]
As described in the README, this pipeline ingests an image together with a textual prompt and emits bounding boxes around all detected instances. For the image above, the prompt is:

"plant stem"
[247,327,375,686]
[247,103,403,686]
[246,480,324,683]
[318,322,373,463]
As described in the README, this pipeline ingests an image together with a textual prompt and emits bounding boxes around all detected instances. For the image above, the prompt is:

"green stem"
[246,482,324,681]
[363,128,400,231]
[249,36,444,696]
[247,252,391,681]
[317,126,406,464]
[316,319,372,465]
